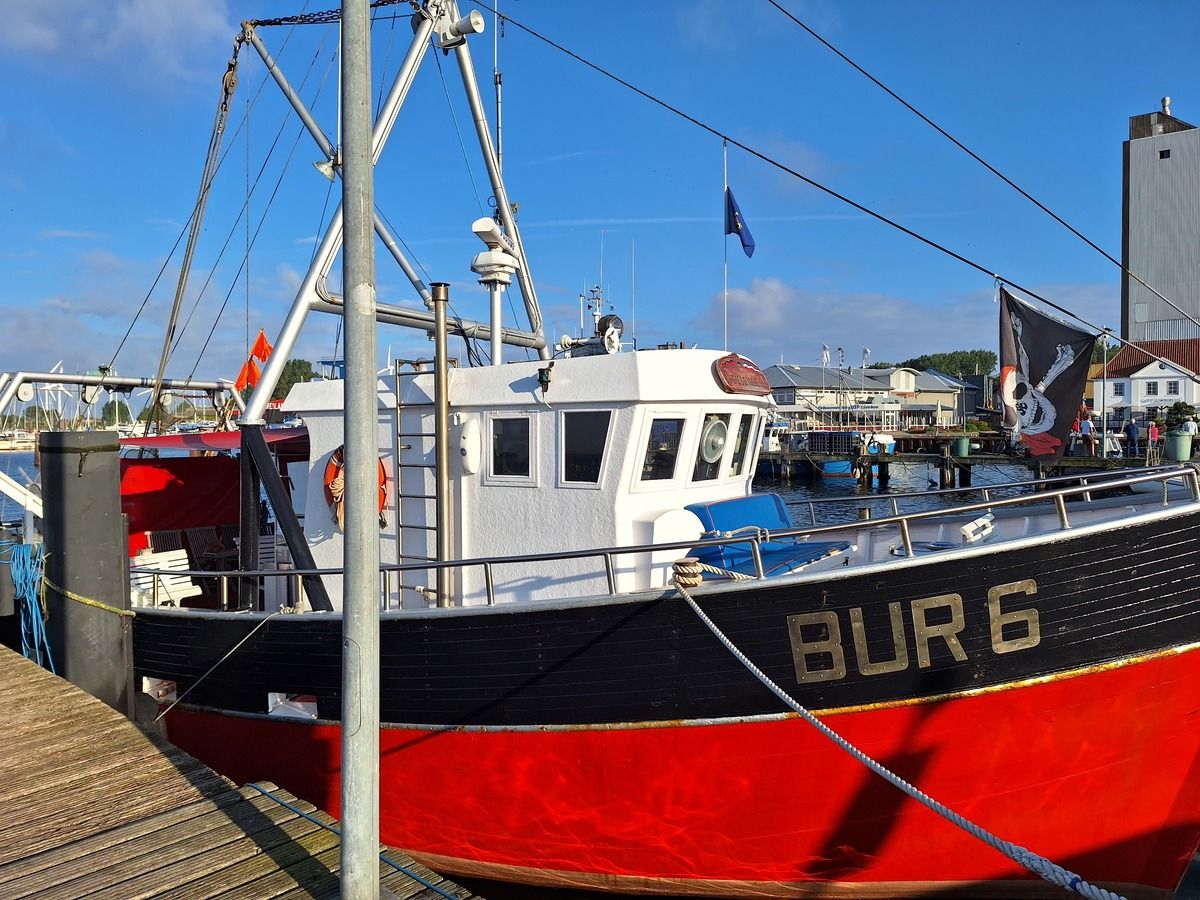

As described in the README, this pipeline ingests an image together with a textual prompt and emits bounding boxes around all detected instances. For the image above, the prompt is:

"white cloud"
[0,0,234,88]
[688,277,1115,369]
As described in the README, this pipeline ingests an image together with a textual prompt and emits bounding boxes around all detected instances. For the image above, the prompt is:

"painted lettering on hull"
[787,580,1041,684]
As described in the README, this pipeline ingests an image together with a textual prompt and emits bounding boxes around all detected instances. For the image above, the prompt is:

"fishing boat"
[7,4,1200,898]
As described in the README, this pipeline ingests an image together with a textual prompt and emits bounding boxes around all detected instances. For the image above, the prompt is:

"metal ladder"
[391,359,456,602]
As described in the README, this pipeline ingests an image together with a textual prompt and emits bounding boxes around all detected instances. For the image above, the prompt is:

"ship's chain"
[250,0,413,28]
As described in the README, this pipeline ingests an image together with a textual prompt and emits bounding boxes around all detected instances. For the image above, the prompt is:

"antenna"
[631,239,637,349]
[494,0,503,173]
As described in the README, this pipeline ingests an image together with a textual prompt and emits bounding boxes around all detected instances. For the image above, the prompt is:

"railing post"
[750,540,765,578]
[483,562,495,606]
[1054,494,1071,529]
[899,518,914,557]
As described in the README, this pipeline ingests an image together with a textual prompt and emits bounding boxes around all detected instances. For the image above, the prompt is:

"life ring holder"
[323,444,388,531]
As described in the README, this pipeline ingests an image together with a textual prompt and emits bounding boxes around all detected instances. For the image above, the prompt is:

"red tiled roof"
[1103,340,1200,378]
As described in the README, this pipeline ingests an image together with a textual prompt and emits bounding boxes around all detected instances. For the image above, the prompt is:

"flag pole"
[723,140,728,351]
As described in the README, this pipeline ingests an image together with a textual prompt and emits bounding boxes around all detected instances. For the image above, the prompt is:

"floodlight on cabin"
[313,157,336,181]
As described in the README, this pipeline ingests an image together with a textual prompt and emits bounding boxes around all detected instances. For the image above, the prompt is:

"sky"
[1,0,1197,393]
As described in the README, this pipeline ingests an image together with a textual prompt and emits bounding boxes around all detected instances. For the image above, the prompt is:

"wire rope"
[430,34,486,215]
[468,3,1196,378]
[104,12,307,375]
[764,0,1196,334]
[171,37,333,358]
[187,47,339,376]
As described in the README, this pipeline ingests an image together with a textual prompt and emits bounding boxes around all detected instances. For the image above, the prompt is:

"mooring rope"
[670,559,1127,900]
[42,575,136,618]
[155,611,283,723]
[244,783,458,899]
[2,540,55,672]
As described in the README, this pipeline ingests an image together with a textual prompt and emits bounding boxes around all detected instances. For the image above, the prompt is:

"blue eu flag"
[724,187,755,258]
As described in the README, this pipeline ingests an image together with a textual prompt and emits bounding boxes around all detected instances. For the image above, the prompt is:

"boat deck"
[0,646,481,899]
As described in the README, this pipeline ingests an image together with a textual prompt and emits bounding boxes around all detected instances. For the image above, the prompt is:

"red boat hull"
[165,645,1200,897]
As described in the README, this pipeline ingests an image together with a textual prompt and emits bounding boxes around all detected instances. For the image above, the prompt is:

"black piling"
[40,431,131,713]
[939,445,954,489]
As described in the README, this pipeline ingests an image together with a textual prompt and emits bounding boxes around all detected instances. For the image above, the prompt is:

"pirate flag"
[998,286,1095,462]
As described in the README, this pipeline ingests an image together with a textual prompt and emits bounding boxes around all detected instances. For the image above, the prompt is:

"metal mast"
[339,0,381,894]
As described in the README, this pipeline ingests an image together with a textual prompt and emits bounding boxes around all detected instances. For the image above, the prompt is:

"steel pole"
[1102,330,1110,458]
[340,0,380,896]
[490,283,503,365]
[432,284,452,607]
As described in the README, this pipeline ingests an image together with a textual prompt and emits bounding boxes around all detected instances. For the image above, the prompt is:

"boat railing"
[130,465,1200,611]
[787,464,1195,526]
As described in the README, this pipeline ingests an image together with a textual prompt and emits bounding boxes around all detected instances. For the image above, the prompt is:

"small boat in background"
[0,431,36,452]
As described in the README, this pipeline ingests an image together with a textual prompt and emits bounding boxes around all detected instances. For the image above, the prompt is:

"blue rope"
[244,783,457,899]
[2,540,54,673]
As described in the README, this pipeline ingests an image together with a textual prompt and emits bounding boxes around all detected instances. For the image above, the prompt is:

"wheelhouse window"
[730,414,754,476]
[491,417,531,477]
[692,412,731,482]
[562,411,611,484]
[641,418,685,481]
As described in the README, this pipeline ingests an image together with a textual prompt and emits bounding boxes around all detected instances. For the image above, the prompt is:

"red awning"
[119,426,308,451]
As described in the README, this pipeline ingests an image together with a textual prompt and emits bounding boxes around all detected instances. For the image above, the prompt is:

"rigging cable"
[431,34,487,215]
[172,35,334,359]
[470,3,1198,380]
[764,0,1198,335]
[105,9,309,380]
[143,39,244,436]
[187,43,340,378]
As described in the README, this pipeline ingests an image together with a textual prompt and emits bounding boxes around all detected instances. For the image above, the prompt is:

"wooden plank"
[75,813,326,900]
[0,794,291,898]
[179,827,343,899]
[0,647,483,900]
[0,791,245,883]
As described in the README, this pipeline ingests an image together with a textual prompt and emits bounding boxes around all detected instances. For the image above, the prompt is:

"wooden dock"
[0,646,481,899]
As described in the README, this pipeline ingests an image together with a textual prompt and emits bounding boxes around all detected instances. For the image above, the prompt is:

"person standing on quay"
[1080,415,1095,457]
[1124,418,1140,458]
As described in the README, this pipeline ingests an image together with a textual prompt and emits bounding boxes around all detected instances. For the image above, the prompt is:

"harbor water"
[0,451,36,526]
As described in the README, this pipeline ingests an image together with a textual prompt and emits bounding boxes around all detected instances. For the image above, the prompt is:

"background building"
[1122,98,1200,341]
[1094,340,1200,425]
[764,365,973,432]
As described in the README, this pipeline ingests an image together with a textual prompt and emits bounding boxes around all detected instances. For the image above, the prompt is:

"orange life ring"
[323,444,387,530]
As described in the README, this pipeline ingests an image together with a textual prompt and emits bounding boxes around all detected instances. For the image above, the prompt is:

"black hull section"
[133,509,1200,727]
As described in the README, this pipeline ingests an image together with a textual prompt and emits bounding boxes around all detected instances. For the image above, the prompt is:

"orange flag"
[235,358,261,392]
[251,329,273,362]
